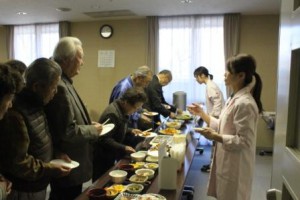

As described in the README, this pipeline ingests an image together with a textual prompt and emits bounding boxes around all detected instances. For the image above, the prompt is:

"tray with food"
[159,128,181,135]
[114,192,141,200]
[149,135,173,146]
[175,114,193,120]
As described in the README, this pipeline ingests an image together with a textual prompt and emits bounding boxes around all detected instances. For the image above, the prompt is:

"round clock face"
[100,24,113,39]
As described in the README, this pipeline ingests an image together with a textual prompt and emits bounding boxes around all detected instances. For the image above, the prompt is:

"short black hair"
[120,87,147,106]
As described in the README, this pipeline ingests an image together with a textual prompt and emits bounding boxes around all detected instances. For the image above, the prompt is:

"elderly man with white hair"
[45,37,104,200]
[108,65,153,128]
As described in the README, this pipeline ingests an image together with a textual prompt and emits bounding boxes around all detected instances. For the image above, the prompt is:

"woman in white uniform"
[188,54,263,200]
[194,66,225,172]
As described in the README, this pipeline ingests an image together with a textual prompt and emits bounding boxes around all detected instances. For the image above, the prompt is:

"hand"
[57,153,72,163]
[125,146,136,153]
[194,127,217,141]
[187,103,203,116]
[132,129,142,135]
[169,112,176,118]
[140,114,152,123]
[50,163,71,177]
[0,175,12,195]
[92,121,103,135]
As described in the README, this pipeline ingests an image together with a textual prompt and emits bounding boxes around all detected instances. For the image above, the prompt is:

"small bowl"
[105,188,118,199]
[118,164,135,176]
[144,163,159,170]
[135,168,155,179]
[87,188,106,200]
[109,170,127,184]
[130,152,146,162]
[166,121,182,129]
[126,183,144,194]
[129,174,148,184]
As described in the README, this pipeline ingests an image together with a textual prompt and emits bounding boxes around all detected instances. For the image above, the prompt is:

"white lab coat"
[206,79,225,117]
[207,84,259,200]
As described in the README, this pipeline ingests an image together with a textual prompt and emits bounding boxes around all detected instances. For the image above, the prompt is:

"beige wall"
[71,19,148,121]
[0,16,280,150]
[240,15,279,150]
[0,26,8,61]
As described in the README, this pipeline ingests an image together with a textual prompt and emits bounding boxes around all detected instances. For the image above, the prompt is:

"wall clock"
[99,24,113,39]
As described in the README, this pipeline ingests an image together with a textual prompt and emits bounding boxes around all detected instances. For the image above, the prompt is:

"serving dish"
[165,121,182,129]
[109,170,127,184]
[145,156,158,163]
[175,114,193,120]
[144,163,159,170]
[139,193,167,200]
[149,135,173,146]
[159,128,181,135]
[125,183,144,194]
[135,168,155,179]
[129,174,148,184]
[130,152,146,162]
[87,187,106,200]
[114,192,141,200]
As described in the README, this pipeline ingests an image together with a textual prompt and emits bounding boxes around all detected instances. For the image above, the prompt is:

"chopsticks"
[102,118,110,126]
[142,128,152,133]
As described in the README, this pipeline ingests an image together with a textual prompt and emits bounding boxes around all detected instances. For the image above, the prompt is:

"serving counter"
[75,121,199,200]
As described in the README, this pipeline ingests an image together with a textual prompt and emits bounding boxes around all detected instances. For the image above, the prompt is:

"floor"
[184,145,273,200]
[46,146,273,200]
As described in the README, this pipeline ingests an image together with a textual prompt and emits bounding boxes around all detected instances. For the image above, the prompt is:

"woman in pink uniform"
[188,54,263,200]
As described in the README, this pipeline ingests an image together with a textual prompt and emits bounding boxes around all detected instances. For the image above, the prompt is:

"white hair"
[53,37,82,64]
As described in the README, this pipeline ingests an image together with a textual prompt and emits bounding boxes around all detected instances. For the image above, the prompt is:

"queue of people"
[0,35,262,200]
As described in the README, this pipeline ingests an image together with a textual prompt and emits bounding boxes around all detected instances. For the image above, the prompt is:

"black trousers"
[48,183,82,200]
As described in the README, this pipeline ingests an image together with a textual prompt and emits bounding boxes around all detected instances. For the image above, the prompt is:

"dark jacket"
[144,75,177,122]
[0,88,59,192]
[93,100,144,179]
[44,73,98,187]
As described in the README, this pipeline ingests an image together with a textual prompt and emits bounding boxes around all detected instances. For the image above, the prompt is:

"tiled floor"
[184,146,273,200]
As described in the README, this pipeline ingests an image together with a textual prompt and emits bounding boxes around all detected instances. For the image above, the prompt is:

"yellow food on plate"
[159,128,180,135]
[140,132,150,136]
[108,184,125,192]
[105,188,118,197]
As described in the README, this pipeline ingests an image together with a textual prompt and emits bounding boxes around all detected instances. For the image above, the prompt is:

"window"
[158,15,227,106]
[13,23,59,66]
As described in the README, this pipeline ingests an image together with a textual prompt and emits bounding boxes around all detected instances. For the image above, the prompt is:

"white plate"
[147,150,158,158]
[162,104,171,109]
[140,193,166,200]
[138,132,157,138]
[100,123,115,136]
[193,127,206,132]
[143,112,159,116]
[50,159,79,169]
[146,156,158,163]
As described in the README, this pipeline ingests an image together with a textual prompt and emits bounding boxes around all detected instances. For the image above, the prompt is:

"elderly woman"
[0,58,71,200]
[188,54,263,200]
[93,88,148,181]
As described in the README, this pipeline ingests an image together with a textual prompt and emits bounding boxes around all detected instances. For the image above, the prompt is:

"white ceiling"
[0,0,281,25]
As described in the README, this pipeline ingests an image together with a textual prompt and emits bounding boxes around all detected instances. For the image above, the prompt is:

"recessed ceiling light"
[56,7,71,12]
[181,0,192,3]
[17,11,27,15]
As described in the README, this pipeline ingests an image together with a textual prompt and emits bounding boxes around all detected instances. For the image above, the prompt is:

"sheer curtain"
[13,23,59,66]
[158,15,227,107]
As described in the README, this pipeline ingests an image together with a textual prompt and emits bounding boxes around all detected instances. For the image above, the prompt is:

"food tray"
[114,192,141,200]
[149,135,173,146]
